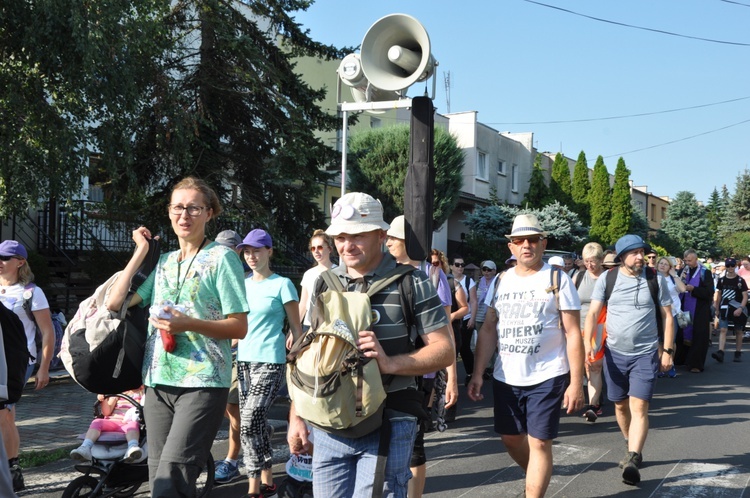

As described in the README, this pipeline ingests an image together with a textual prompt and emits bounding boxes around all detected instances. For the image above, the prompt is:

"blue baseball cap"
[237,229,273,249]
[0,240,28,259]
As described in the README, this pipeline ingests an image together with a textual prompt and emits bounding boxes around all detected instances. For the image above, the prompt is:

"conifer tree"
[549,153,573,207]
[608,157,632,244]
[718,170,750,256]
[662,191,716,255]
[522,154,552,208]
[571,151,591,225]
[706,187,723,235]
[588,156,611,243]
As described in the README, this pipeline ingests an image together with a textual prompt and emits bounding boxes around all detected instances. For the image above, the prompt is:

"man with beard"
[583,234,674,486]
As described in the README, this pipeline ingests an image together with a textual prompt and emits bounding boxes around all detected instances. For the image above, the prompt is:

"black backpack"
[61,240,160,394]
[0,303,32,406]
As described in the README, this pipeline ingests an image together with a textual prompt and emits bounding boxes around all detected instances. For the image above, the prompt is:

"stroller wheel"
[62,475,99,498]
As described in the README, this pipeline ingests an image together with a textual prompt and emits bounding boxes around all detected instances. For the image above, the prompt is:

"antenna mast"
[443,71,451,113]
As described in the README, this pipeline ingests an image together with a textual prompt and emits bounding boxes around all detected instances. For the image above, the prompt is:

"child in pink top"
[70,387,144,463]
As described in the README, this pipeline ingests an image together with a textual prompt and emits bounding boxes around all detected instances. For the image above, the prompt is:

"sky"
[292,0,750,204]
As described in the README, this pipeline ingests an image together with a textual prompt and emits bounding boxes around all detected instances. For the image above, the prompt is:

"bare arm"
[106,227,152,312]
[660,306,675,370]
[31,308,55,390]
[150,311,247,340]
[467,285,478,329]
[467,307,498,401]
[583,299,604,363]
[357,324,454,377]
[450,285,469,322]
[285,300,303,349]
[561,309,585,414]
[298,286,309,326]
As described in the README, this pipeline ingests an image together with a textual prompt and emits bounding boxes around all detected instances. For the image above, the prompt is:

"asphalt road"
[18,340,750,497]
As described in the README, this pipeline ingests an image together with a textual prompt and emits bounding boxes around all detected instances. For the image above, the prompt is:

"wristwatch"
[664,348,674,355]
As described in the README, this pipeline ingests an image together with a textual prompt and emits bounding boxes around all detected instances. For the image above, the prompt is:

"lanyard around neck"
[174,237,207,302]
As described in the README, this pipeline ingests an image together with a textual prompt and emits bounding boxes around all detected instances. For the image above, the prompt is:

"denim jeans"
[312,418,418,498]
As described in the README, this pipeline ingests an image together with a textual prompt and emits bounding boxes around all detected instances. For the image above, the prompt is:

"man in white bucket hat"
[468,213,584,498]
[286,192,454,498]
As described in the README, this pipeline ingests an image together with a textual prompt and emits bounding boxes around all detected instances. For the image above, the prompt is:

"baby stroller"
[62,393,215,498]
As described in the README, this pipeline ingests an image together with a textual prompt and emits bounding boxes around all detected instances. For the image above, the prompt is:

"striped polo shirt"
[325,253,448,393]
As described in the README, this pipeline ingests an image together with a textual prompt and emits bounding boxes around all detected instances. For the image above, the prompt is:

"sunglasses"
[431,260,441,267]
[310,245,326,251]
[453,262,465,268]
[482,267,494,272]
[727,264,737,268]
[0,255,18,262]
[509,236,543,246]
[647,256,656,260]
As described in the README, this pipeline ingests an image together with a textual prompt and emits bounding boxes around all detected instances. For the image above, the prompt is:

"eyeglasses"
[453,262,465,268]
[647,256,656,260]
[168,204,207,216]
[0,255,18,262]
[310,245,326,252]
[482,267,494,272]
[509,236,543,246]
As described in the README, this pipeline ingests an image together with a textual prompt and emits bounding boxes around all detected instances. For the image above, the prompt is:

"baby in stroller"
[71,387,145,463]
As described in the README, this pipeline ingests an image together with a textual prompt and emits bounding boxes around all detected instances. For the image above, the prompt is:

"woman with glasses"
[106,176,249,497]
[298,229,336,331]
[573,243,606,422]
[0,240,55,492]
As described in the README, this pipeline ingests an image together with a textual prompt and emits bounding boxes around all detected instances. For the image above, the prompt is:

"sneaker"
[583,404,601,423]
[123,445,143,462]
[744,332,750,340]
[712,349,725,363]
[734,351,742,362]
[667,365,678,378]
[70,445,93,462]
[261,483,278,497]
[214,459,242,485]
[618,450,643,469]
[657,371,666,378]
[621,451,642,485]
[10,464,24,492]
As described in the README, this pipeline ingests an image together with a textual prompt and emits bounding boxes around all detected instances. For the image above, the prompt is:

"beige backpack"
[286,265,415,438]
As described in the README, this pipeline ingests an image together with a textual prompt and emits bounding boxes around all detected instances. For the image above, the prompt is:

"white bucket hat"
[505,214,548,239]
[326,192,390,236]
[386,215,405,240]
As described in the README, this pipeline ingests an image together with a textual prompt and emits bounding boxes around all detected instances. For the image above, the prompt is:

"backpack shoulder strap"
[604,268,619,304]
[366,264,416,297]
[547,268,562,329]
[574,269,585,289]
[22,283,37,323]
[319,269,345,293]
[645,267,664,336]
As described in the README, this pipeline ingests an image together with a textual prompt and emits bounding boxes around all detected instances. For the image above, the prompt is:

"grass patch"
[20,446,76,468]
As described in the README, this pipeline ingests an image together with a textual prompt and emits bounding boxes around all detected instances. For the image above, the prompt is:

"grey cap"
[215,230,242,248]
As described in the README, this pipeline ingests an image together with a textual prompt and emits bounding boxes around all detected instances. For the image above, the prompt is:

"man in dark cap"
[583,234,674,486]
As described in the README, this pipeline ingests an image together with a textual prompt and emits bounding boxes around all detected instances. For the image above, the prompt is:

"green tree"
[608,157,632,244]
[588,156,611,243]
[536,201,588,250]
[571,151,591,225]
[705,187,723,235]
[549,153,573,207]
[629,201,650,240]
[0,0,171,215]
[522,154,552,208]
[347,125,464,227]
[661,191,716,255]
[719,170,750,256]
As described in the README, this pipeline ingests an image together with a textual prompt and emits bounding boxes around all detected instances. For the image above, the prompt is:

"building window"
[511,163,519,193]
[370,117,381,128]
[477,152,487,180]
[661,207,667,220]
[651,203,656,221]
[497,160,506,176]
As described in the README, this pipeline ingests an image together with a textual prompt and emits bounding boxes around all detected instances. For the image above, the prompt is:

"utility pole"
[443,70,451,113]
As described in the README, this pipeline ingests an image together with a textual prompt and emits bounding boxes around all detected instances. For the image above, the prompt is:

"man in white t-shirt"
[468,214,585,498]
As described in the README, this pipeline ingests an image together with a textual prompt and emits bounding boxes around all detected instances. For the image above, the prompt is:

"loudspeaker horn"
[360,13,436,93]
[338,53,400,103]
